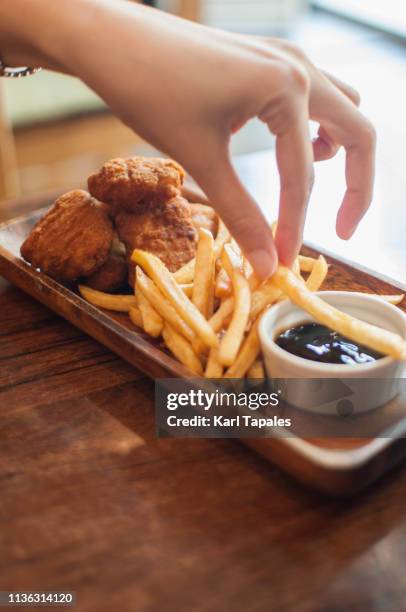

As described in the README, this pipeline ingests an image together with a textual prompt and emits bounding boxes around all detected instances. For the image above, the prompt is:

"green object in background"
[3,71,106,127]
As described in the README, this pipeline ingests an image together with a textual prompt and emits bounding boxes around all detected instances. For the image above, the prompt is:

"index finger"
[274,110,314,266]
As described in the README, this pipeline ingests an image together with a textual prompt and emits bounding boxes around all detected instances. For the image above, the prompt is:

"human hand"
[1,0,375,279]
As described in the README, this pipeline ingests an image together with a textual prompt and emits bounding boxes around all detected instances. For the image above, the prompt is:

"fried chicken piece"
[115,195,196,285]
[88,157,185,214]
[189,202,218,237]
[20,190,114,282]
[83,253,128,293]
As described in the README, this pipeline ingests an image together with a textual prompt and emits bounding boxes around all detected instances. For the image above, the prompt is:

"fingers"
[321,70,361,107]
[195,154,277,280]
[274,110,314,266]
[313,81,376,239]
[182,178,210,205]
[313,72,360,162]
[312,125,339,162]
[336,125,376,238]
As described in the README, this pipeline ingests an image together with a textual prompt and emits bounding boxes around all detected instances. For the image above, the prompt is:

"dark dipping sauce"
[275,322,384,365]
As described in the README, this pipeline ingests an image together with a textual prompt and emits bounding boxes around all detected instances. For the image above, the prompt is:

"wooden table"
[1,194,406,612]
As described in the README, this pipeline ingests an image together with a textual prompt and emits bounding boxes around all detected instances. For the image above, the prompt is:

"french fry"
[253,259,307,313]
[247,360,265,379]
[172,219,230,284]
[192,297,234,356]
[78,285,137,312]
[129,306,143,328]
[250,282,282,321]
[306,255,328,292]
[136,267,194,341]
[192,228,215,318]
[218,272,251,366]
[272,266,406,360]
[162,323,203,375]
[215,268,232,299]
[213,219,230,258]
[132,250,218,348]
[136,288,163,338]
[292,258,302,279]
[299,254,316,273]
[275,261,303,303]
[243,258,253,279]
[221,243,243,278]
[173,258,195,284]
[204,347,224,378]
[180,283,193,298]
[224,319,261,378]
[208,297,234,330]
[242,258,260,293]
[218,246,251,366]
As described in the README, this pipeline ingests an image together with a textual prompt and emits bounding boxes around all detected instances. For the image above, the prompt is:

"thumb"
[192,155,277,280]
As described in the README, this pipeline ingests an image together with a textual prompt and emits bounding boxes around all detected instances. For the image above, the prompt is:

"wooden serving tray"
[1,207,405,497]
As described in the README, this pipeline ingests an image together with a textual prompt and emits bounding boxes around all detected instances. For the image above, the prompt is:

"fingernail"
[247,249,277,280]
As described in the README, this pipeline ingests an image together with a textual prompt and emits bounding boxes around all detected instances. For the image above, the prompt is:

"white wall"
[158,0,306,34]
[202,0,306,34]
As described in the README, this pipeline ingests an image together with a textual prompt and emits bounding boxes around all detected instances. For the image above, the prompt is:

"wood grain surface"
[2,276,406,612]
[1,198,406,610]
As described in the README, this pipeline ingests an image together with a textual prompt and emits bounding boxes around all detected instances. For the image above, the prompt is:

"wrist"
[0,0,89,72]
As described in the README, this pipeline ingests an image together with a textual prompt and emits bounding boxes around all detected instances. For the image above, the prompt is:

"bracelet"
[0,59,42,78]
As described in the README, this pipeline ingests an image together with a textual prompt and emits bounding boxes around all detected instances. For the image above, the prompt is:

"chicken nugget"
[21,190,114,281]
[88,157,185,213]
[83,253,128,293]
[115,195,196,285]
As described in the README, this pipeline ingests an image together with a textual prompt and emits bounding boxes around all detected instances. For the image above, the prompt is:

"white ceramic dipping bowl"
[259,291,406,414]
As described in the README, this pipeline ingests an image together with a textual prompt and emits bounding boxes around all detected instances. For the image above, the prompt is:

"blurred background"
[1,0,405,284]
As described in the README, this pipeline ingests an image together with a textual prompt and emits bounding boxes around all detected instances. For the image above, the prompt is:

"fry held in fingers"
[272,266,406,360]
[299,255,316,273]
[305,255,328,292]
[250,283,282,321]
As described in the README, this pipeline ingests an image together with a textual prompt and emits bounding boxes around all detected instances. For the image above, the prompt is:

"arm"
[0,0,375,278]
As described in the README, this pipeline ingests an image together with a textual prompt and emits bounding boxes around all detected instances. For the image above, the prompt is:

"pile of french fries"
[79,217,406,377]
